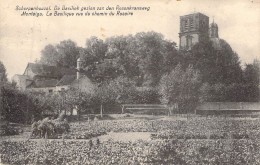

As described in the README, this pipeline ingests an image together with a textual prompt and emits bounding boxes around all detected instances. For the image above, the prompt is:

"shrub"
[0,122,20,136]
[31,114,70,139]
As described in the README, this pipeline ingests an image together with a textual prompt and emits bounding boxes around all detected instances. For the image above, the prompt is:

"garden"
[1,116,260,164]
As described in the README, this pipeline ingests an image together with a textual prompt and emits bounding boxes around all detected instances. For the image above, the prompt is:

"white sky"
[0,0,260,79]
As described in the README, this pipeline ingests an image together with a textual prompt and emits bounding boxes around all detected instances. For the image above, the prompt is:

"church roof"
[180,12,208,18]
[210,38,222,50]
[210,22,218,28]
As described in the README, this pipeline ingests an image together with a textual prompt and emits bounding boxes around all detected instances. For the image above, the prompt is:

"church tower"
[209,20,219,38]
[209,21,222,50]
[179,12,209,50]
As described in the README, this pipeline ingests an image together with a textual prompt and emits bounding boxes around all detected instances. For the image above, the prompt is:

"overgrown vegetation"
[31,113,70,139]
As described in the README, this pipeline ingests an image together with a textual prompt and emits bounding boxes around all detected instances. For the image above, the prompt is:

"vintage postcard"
[1,0,260,164]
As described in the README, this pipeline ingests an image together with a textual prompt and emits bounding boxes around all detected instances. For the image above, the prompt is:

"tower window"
[185,20,188,30]
[190,19,194,28]
[186,35,193,50]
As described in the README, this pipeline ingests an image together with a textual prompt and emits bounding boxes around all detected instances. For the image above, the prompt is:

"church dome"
[210,38,233,51]
[210,22,218,28]
[209,21,219,38]
[210,38,222,50]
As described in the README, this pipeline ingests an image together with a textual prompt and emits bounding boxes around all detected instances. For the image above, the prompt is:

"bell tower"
[179,12,209,50]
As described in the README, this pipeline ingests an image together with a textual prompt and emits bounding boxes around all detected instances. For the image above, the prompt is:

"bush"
[0,122,20,136]
[129,88,161,104]
[31,113,70,139]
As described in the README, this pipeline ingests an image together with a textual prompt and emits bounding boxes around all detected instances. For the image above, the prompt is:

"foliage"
[2,118,260,164]
[128,88,161,104]
[39,40,80,68]
[39,44,60,66]
[70,32,179,85]
[200,82,259,102]
[0,122,20,136]
[33,32,259,105]
[0,60,7,82]
[182,39,242,84]
[91,82,118,113]
[1,83,32,123]
[159,64,201,112]
[31,113,70,139]
[109,76,136,104]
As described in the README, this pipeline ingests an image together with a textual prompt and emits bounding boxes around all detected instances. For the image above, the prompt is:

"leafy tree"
[109,76,136,104]
[91,82,117,115]
[159,64,201,113]
[185,39,242,84]
[83,36,107,65]
[161,41,182,74]
[39,40,80,68]
[0,60,7,82]
[135,32,165,86]
[131,88,161,104]
[39,44,60,66]
[242,59,260,101]
[92,59,122,83]
[105,35,140,79]
[62,88,93,118]
[243,59,260,85]
[56,40,80,68]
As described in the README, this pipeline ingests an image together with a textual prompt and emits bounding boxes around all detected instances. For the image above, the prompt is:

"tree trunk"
[77,106,80,123]
[100,104,103,118]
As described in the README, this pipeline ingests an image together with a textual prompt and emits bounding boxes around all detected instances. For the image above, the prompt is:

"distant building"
[179,12,223,51]
[12,58,94,94]
[179,12,209,50]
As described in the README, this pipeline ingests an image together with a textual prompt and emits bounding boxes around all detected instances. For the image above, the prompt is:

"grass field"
[1,115,260,164]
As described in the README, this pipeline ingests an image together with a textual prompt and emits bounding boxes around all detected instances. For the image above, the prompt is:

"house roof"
[56,75,76,86]
[24,63,77,78]
[13,74,30,79]
[21,62,94,89]
[28,79,58,88]
[56,74,94,87]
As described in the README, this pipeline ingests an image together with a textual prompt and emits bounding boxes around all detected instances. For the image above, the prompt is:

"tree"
[0,61,7,82]
[63,88,93,118]
[92,82,117,115]
[185,39,242,84]
[56,40,80,68]
[109,76,136,104]
[159,64,201,113]
[105,35,140,79]
[83,36,107,65]
[135,32,165,86]
[161,40,182,74]
[92,59,122,83]
[242,59,260,101]
[243,59,260,85]
[39,44,60,66]
[39,40,80,68]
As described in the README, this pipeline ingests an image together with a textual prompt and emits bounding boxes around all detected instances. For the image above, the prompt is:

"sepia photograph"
[0,0,260,164]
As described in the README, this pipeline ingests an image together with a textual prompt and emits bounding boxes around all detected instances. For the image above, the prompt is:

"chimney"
[77,58,82,79]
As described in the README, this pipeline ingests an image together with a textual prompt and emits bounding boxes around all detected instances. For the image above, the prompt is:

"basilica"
[179,12,222,50]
